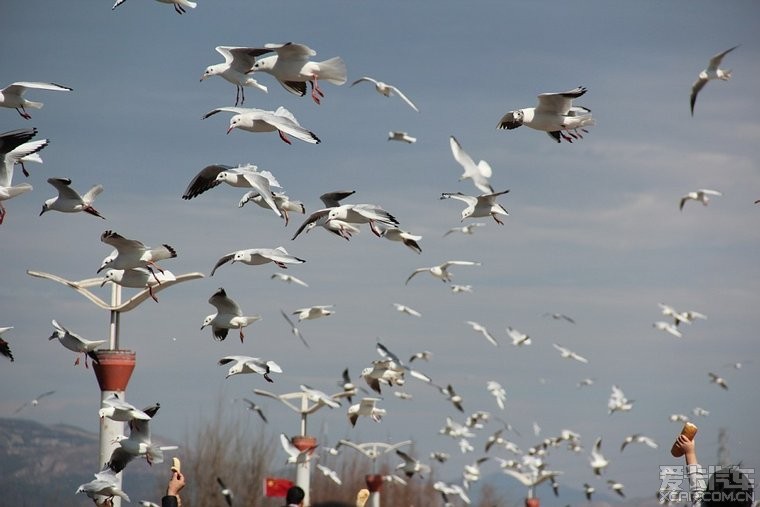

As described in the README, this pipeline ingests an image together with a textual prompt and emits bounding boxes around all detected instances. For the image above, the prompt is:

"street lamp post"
[28,269,203,507]
[338,439,412,507]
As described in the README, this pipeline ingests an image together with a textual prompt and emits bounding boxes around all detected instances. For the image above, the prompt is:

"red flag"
[264,477,294,497]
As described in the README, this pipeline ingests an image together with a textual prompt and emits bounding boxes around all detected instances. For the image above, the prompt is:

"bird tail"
[25,100,44,110]
[316,57,347,85]
[147,445,165,465]
[183,0,198,8]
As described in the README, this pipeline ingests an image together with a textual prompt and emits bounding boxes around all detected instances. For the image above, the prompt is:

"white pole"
[99,389,126,507]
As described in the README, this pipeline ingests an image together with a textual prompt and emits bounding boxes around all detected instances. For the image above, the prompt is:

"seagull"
[486,381,507,410]
[395,450,431,479]
[393,303,421,318]
[13,390,56,414]
[1,128,39,224]
[202,288,261,342]
[608,385,634,414]
[347,397,386,426]
[100,267,176,303]
[203,106,320,144]
[40,177,105,218]
[271,272,308,287]
[0,81,72,119]
[589,437,609,475]
[240,398,268,423]
[326,203,399,237]
[430,452,450,463]
[361,359,405,394]
[239,190,305,225]
[506,326,532,346]
[653,321,683,338]
[216,477,234,506]
[434,481,471,505]
[210,246,305,276]
[496,86,594,143]
[679,189,722,210]
[6,135,48,177]
[98,230,177,278]
[375,341,433,385]
[290,190,359,240]
[300,384,341,408]
[670,413,690,423]
[394,391,413,400]
[378,226,422,254]
[219,355,282,382]
[405,260,480,285]
[76,469,130,504]
[280,433,317,464]
[577,377,595,388]
[113,0,197,14]
[443,222,486,237]
[466,321,499,346]
[658,303,691,326]
[182,164,282,217]
[99,393,152,422]
[338,368,358,403]
[708,372,729,390]
[692,407,710,417]
[106,403,177,473]
[387,131,417,144]
[0,327,15,362]
[583,483,595,501]
[690,46,739,116]
[201,46,270,105]
[439,417,475,439]
[440,384,465,412]
[449,136,494,194]
[316,464,343,485]
[292,305,334,321]
[500,466,563,495]
[620,434,658,452]
[542,312,576,324]
[679,310,708,326]
[607,479,626,498]
[280,309,308,348]
[408,350,432,362]
[441,190,510,224]
[552,343,588,363]
[485,429,520,453]
[249,42,347,104]
[350,76,419,112]
[462,457,490,490]
[451,284,473,293]
[48,320,105,368]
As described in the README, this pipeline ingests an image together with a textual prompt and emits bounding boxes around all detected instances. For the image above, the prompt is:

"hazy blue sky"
[1,0,759,504]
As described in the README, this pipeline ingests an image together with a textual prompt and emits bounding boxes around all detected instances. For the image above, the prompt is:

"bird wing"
[263,110,320,144]
[350,76,380,87]
[707,45,739,71]
[291,208,330,240]
[220,46,272,72]
[209,288,242,315]
[536,86,587,115]
[241,172,281,216]
[389,85,419,112]
[100,230,145,252]
[320,190,355,207]
[182,164,231,199]
[202,107,261,120]
[266,42,317,59]
[690,77,708,115]
[210,253,235,276]
[441,192,477,205]
[405,268,427,285]
[4,82,72,94]
[46,177,80,200]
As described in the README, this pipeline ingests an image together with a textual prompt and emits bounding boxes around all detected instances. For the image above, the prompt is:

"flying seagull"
[40,177,105,218]
[201,46,270,105]
[203,106,321,145]
[350,76,419,112]
[690,46,739,116]
[202,288,261,342]
[0,81,72,119]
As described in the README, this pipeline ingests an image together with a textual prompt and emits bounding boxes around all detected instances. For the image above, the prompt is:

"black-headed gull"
[486,380,506,410]
[300,384,341,408]
[443,222,486,237]
[361,359,404,394]
[280,309,309,348]
[395,450,431,478]
[653,321,683,338]
[280,433,317,463]
[182,164,281,217]
[608,385,633,414]
[316,464,342,485]
[497,86,593,143]
[1,128,39,224]
[216,477,234,506]
[0,326,14,362]
[543,312,576,324]
[338,367,358,403]
[203,106,320,144]
[239,191,304,225]
[506,326,531,346]
[378,226,422,254]
[219,355,281,382]
[292,305,334,321]
[440,190,510,224]
[409,350,431,362]
[290,189,358,240]
[462,457,489,490]
[589,437,609,475]
[350,76,419,112]
[100,267,176,303]
[106,403,177,473]
[250,42,347,104]
[201,46,269,105]
[430,452,450,463]
[679,188,722,210]
[393,303,421,317]
[98,230,177,277]
[49,319,105,368]
[449,136,494,194]
[271,272,308,287]
[348,397,386,426]
[99,393,152,422]
[552,343,588,363]
[0,81,72,119]
[202,288,261,342]
[433,481,471,505]
[620,434,658,452]
[40,177,105,218]
[210,246,305,276]
[405,260,480,285]
[466,321,498,347]
[440,384,465,412]
[326,203,400,237]
[584,483,595,501]
[388,131,416,143]
[240,398,268,423]
[708,372,728,390]
[451,284,473,293]
[607,479,626,498]
[690,46,738,116]
[13,390,56,414]
[113,0,196,14]
[76,469,130,504]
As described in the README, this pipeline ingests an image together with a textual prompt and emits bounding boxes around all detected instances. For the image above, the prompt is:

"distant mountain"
[0,418,168,506]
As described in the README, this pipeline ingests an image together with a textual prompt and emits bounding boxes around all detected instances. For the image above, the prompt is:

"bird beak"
[48,333,57,341]
[39,206,47,216]
[100,279,108,287]
[226,126,234,135]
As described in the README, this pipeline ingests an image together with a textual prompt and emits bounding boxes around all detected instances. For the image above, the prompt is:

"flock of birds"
[0,2,752,506]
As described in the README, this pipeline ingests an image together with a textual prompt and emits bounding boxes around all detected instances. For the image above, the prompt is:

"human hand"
[167,470,186,497]
[676,434,697,464]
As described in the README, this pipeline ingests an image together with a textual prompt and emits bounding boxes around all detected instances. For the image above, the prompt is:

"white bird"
[292,305,334,321]
[210,246,305,276]
[270,272,308,287]
[378,226,422,254]
[543,312,576,324]
[100,267,176,303]
[239,398,268,423]
[451,284,473,293]
[395,449,431,478]
[449,136,494,194]
[670,413,690,423]
[203,106,320,144]
[182,164,282,217]
[201,46,269,105]
[280,309,309,349]
[350,76,419,112]
[326,203,400,237]
[98,230,177,276]
[216,477,234,507]
[300,384,341,408]
[388,131,416,143]
[106,403,176,473]
[40,177,105,218]
[440,384,465,412]
[679,189,722,210]
[430,452,450,463]
[679,310,708,326]
[589,437,609,475]
[690,46,739,116]
[577,377,595,388]
[439,417,475,439]
[347,397,386,426]
[1,128,39,224]
[250,42,347,104]
[393,303,421,318]
[48,320,106,368]
[0,81,72,119]
[462,457,490,490]
[466,321,498,347]
[405,260,481,285]
[202,288,261,343]
[552,343,588,363]
[112,0,197,14]
[76,469,130,503]
[620,434,658,452]
[290,190,359,240]
[361,359,405,394]
[219,355,282,382]
[506,326,532,346]
[708,372,729,390]
[444,222,486,237]
[653,321,683,338]
[99,393,152,422]
[394,391,413,400]
[497,86,594,143]
[13,390,56,414]
[607,479,626,498]
[441,190,510,224]
[239,190,305,225]
[316,464,342,485]
[486,381,507,410]
[608,385,634,414]
[692,407,710,417]
[280,433,317,464]
[408,350,432,362]
[338,367,358,403]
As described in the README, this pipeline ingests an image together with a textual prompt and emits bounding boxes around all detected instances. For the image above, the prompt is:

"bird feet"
[278,130,293,144]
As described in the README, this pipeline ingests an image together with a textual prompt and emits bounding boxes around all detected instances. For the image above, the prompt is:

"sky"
[1,0,759,504]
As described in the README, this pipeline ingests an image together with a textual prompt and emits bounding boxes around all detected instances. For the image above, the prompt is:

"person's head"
[286,485,305,506]
[702,466,754,507]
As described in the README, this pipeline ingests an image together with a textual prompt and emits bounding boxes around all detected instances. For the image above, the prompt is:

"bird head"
[498,110,524,130]
[201,315,214,330]
[201,64,223,81]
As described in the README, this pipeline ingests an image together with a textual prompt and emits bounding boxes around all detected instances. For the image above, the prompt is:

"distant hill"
[0,418,168,506]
